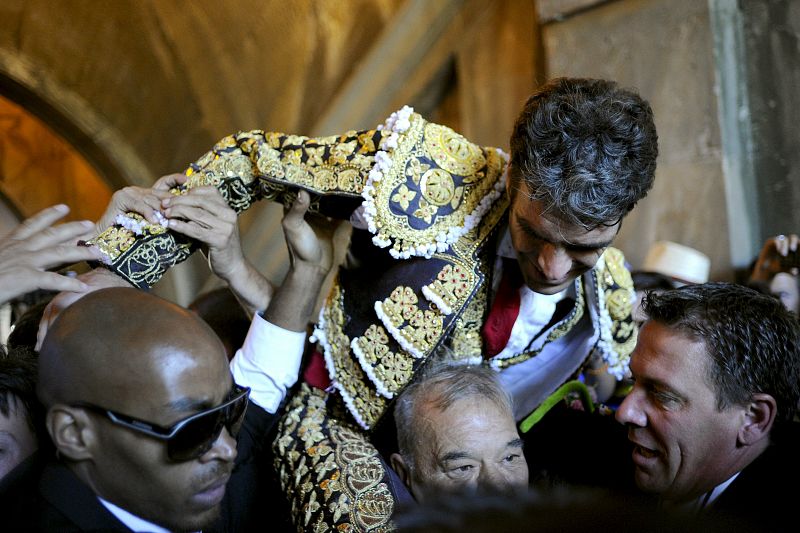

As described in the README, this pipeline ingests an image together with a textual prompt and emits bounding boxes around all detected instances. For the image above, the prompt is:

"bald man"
[1,260,325,531]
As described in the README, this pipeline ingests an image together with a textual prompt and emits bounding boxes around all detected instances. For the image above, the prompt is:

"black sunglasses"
[72,383,250,462]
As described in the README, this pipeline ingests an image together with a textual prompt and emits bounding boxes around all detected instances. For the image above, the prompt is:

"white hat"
[642,241,710,285]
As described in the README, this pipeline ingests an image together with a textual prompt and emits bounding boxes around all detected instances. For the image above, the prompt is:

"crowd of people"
[0,76,797,532]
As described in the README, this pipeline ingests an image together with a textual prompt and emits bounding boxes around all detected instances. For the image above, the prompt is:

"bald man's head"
[38,287,227,408]
[37,287,240,531]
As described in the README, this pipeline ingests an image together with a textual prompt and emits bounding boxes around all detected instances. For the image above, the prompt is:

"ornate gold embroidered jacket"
[90,106,636,431]
[89,106,637,532]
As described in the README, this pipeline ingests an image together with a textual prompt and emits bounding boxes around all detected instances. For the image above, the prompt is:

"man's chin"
[526,281,571,295]
[167,504,222,533]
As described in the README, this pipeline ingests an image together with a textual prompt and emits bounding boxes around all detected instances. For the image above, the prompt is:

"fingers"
[22,219,96,251]
[772,234,798,256]
[11,204,71,241]
[162,186,233,219]
[282,190,312,233]
[154,173,189,192]
[98,186,172,228]
[161,187,236,241]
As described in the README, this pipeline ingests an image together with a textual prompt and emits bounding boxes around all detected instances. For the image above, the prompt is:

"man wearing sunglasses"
[1,194,330,532]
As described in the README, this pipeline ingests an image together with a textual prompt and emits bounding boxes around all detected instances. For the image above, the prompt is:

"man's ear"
[46,405,96,461]
[390,452,412,487]
[738,393,776,446]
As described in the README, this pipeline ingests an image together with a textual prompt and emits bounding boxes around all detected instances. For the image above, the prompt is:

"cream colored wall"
[542,0,732,280]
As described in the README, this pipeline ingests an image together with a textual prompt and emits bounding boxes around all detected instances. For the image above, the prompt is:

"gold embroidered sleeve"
[88,128,385,289]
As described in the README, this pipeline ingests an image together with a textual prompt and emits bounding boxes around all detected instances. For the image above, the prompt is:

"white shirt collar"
[98,497,195,533]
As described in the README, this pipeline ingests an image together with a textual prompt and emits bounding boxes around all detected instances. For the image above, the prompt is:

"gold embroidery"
[353,325,414,398]
[606,288,632,321]
[446,261,491,359]
[390,184,416,210]
[367,113,506,256]
[419,168,456,206]
[599,247,637,363]
[603,247,634,289]
[423,264,475,314]
[423,122,486,176]
[273,385,395,532]
[89,227,137,262]
[377,286,444,357]
[323,283,388,428]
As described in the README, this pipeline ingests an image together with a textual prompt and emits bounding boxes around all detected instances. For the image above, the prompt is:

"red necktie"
[482,259,523,358]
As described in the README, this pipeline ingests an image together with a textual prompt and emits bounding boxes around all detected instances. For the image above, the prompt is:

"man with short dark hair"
[390,364,528,503]
[0,348,40,481]
[616,282,800,529]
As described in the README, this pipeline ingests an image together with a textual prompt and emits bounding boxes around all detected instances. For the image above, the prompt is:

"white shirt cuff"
[230,313,305,413]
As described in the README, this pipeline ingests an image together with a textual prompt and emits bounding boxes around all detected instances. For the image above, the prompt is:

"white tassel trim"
[362,106,508,259]
[312,308,371,430]
[351,337,395,400]
[373,301,424,359]
[420,285,453,316]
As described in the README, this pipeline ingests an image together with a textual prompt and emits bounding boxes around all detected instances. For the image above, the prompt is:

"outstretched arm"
[230,190,338,413]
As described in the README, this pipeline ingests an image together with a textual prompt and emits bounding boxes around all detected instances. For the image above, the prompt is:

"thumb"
[282,190,311,232]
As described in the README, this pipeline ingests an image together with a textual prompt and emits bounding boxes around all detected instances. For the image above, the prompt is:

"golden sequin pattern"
[323,282,388,429]
[92,127,385,287]
[353,325,414,398]
[274,384,395,532]
[378,286,444,356]
[599,247,638,359]
[368,114,506,256]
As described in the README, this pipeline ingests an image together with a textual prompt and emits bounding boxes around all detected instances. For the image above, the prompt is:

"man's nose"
[537,243,571,281]
[615,389,647,428]
[202,427,238,463]
[477,466,513,493]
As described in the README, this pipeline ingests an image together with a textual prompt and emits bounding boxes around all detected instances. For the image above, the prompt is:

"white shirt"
[230,312,306,413]
[97,312,305,531]
[662,473,740,513]
[99,497,175,533]
[493,229,596,419]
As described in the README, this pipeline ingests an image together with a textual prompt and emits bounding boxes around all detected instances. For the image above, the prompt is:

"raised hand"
[281,190,339,274]
[161,185,274,315]
[262,190,342,331]
[0,204,102,305]
[93,173,188,233]
[751,234,800,282]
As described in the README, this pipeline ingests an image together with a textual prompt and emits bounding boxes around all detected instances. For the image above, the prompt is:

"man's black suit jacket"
[0,402,278,532]
[707,423,800,532]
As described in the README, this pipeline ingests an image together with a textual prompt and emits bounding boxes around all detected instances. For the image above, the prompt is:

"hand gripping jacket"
[89,107,637,531]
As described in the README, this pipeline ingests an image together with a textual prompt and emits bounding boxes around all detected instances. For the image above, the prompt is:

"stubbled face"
[615,321,745,503]
[770,272,799,314]
[0,396,38,480]
[88,341,237,532]
[508,183,619,295]
[407,398,529,503]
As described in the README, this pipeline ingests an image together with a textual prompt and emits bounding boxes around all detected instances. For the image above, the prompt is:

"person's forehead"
[633,322,709,387]
[420,398,517,453]
[101,343,231,419]
[510,193,619,246]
